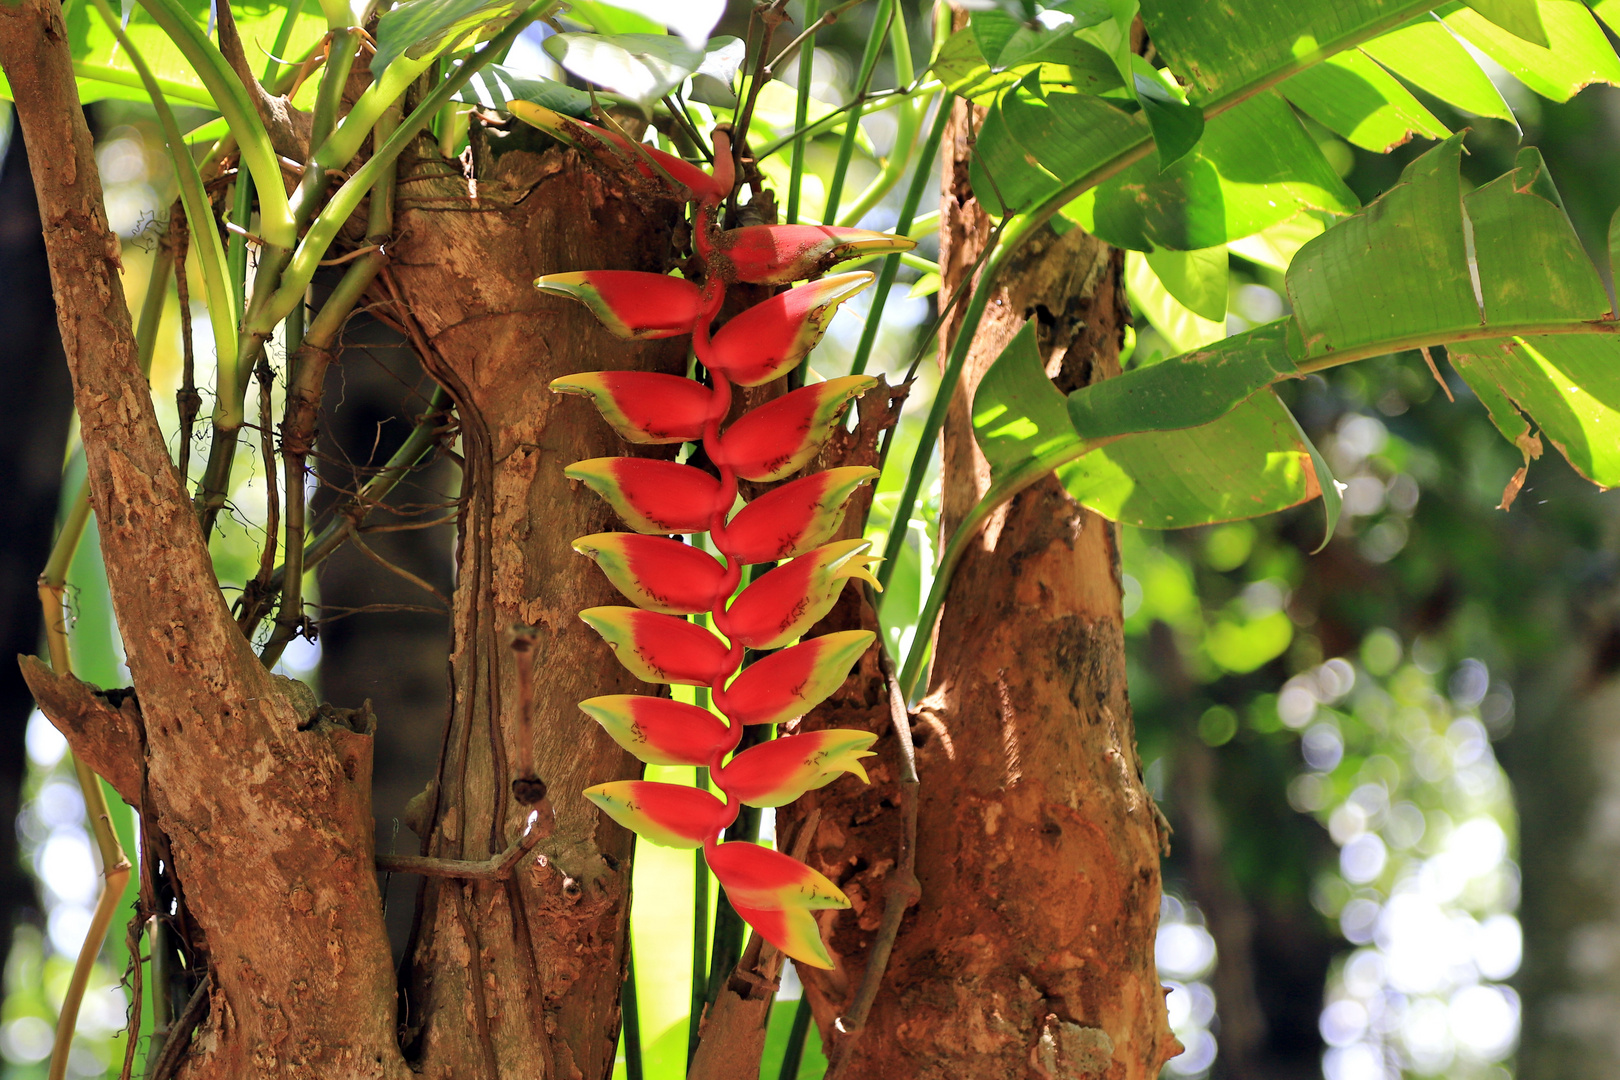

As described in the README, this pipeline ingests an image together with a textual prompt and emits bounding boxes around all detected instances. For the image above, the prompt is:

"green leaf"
[970,321,1082,482]
[1277,48,1449,152]
[1593,0,1620,36]
[1465,0,1549,45]
[1058,390,1333,528]
[1227,212,1326,271]
[931,26,1123,105]
[374,0,527,75]
[1444,0,1620,102]
[1287,135,1478,358]
[1359,15,1515,120]
[971,73,1143,215]
[971,3,1111,68]
[563,0,664,35]
[1131,61,1203,168]
[1463,147,1610,324]
[1448,336,1620,485]
[1144,245,1229,321]
[1287,137,1611,358]
[1063,91,1357,251]
[688,35,744,107]
[1125,250,1226,352]
[1068,319,1297,439]
[581,0,723,47]
[10,0,326,106]
[544,32,702,110]
[453,64,596,114]
[1137,0,1437,101]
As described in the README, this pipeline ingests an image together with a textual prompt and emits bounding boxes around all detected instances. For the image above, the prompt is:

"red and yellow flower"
[527,113,914,972]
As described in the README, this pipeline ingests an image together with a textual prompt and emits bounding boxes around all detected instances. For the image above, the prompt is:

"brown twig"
[173,212,202,483]
[764,0,863,78]
[117,917,144,1080]
[376,817,548,879]
[828,642,920,1056]
[149,973,209,1080]
[729,0,793,206]
[319,243,382,266]
[1421,346,1455,402]
[346,533,450,607]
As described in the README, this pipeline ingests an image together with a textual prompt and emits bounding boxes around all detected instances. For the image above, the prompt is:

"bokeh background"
[3,3,1620,1078]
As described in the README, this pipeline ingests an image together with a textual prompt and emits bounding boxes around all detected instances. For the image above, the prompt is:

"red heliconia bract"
[706,273,873,386]
[550,371,712,444]
[572,533,728,614]
[721,466,879,565]
[579,695,731,767]
[713,224,917,285]
[543,124,907,971]
[719,375,877,481]
[564,458,721,535]
[508,101,728,203]
[534,271,704,340]
[579,607,734,686]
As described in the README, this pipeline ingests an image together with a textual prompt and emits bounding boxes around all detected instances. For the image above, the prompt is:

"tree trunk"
[1,3,407,1074]
[779,93,1179,1079]
[386,139,687,1080]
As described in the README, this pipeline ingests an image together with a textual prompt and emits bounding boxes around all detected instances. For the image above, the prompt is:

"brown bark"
[778,94,1178,1079]
[384,142,687,1080]
[0,3,407,1076]
[18,657,144,806]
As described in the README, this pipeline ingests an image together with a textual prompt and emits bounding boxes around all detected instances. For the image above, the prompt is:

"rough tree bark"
[0,2,406,1075]
[777,91,1179,1077]
[6,0,1177,1075]
[3,2,685,1074]
[385,138,687,1080]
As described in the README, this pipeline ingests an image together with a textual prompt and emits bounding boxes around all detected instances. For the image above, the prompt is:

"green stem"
[778,997,814,1080]
[785,0,817,225]
[134,0,295,245]
[314,52,434,172]
[846,96,950,378]
[227,171,253,321]
[755,84,925,163]
[897,447,1083,698]
[622,953,644,1080]
[688,823,709,1068]
[261,1,552,330]
[820,0,893,226]
[89,0,236,380]
[260,0,307,86]
[309,28,360,152]
[876,215,1034,591]
[835,0,917,228]
[134,242,174,367]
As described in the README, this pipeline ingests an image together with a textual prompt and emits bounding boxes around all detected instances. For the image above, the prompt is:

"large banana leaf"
[970,0,1620,247]
[1053,138,1620,491]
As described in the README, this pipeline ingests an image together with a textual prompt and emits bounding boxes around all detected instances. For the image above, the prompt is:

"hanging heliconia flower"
[521,106,915,970]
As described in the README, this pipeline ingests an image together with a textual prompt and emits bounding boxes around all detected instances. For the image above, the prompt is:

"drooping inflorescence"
[526,109,915,969]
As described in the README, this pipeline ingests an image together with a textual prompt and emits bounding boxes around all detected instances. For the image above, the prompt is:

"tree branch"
[18,657,144,806]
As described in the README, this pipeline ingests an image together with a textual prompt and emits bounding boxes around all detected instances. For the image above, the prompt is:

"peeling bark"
[777,94,1178,1079]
